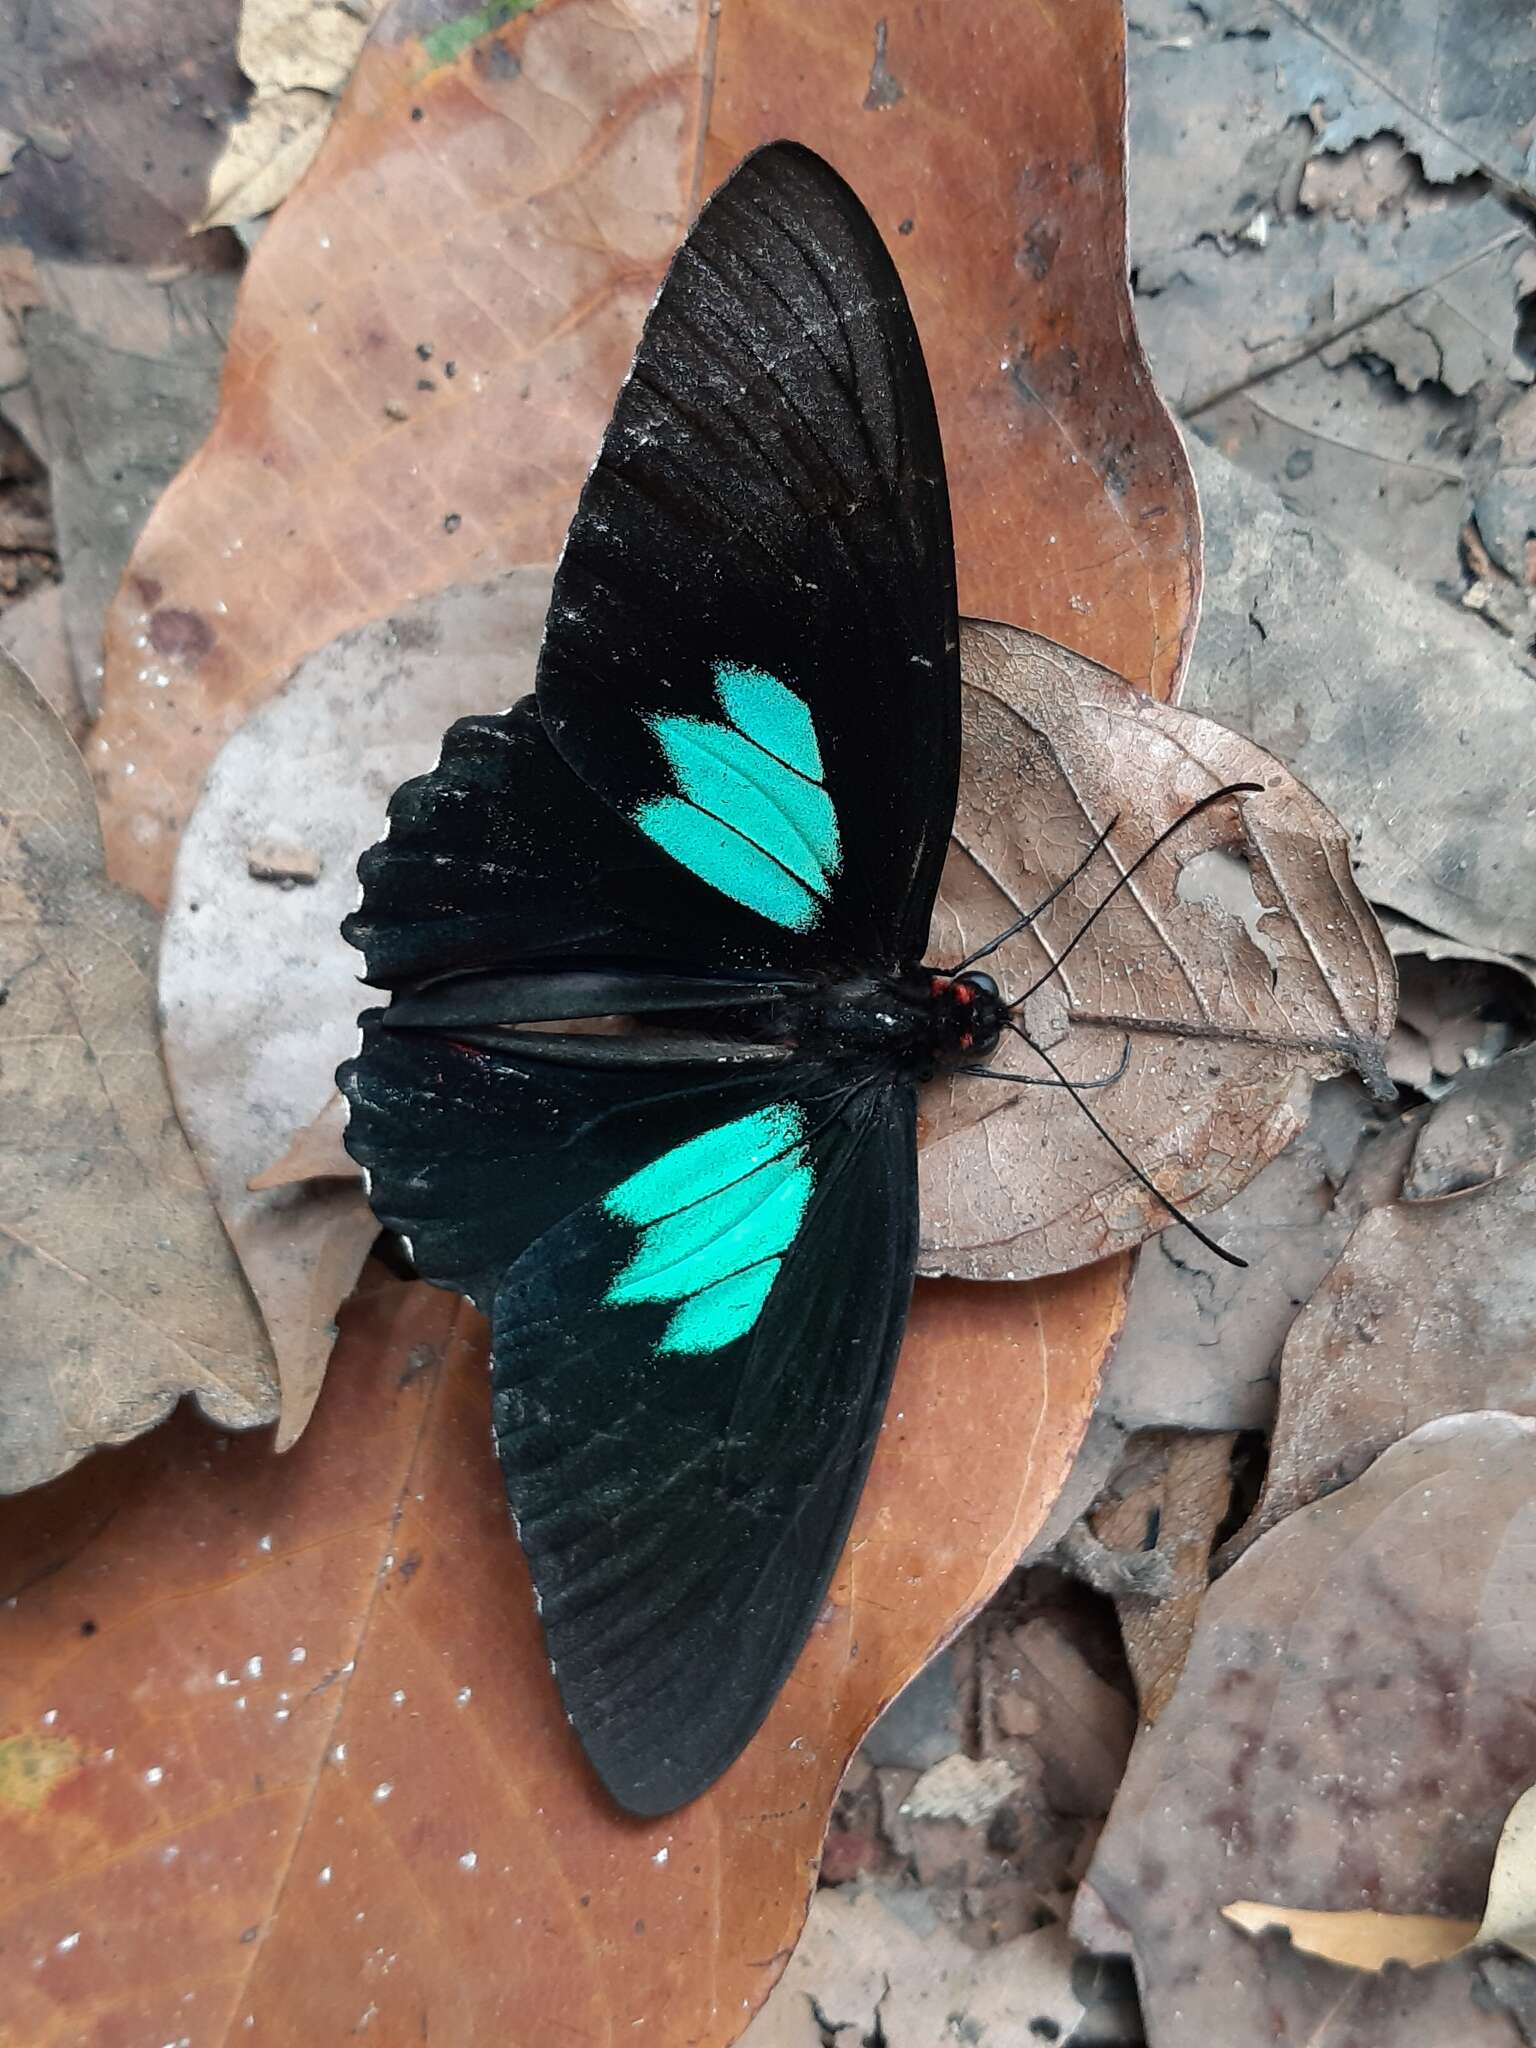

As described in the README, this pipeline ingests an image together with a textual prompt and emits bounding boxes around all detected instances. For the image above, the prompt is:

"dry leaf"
[197,86,340,233]
[1090,1430,1235,1722]
[1235,1155,1536,1555]
[198,0,389,230]
[1223,1778,1536,1971]
[247,1089,353,1191]
[0,1262,1109,2045]
[0,0,247,264]
[25,260,237,719]
[1080,1413,1536,2044]
[93,0,1200,912]
[93,0,706,908]
[1185,436,1536,972]
[0,651,275,1493]
[921,621,1396,1276]
[159,572,555,1445]
[1220,1900,1481,1972]
[739,1883,1083,2047]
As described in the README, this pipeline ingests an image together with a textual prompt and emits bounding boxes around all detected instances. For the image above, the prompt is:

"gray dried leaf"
[0,650,275,1492]
[1234,1150,1536,1554]
[1186,436,1536,969]
[158,570,554,1446]
[1082,1412,1536,2045]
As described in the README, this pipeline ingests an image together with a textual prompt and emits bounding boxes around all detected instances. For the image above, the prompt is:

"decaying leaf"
[1234,1150,1536,1555]
[0,0,247,264]
[1186,436,1536,971]
[25,260,238,718]
[1223,1778,1536,1972]
[739,1883,1083,2047]
[0,1259,1112,2045]
[198,0,390,230]
[159,571,556,1445]
[93,0,707,909]
[0,652,275,1493]
[922,620,1396,1276]
[1090,1430,1235,1722]
[1220,1899,1481,1972]
[1080,1413,1536,2044]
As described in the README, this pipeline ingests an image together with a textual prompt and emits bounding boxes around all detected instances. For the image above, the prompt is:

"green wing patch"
[602,1103,814,1354]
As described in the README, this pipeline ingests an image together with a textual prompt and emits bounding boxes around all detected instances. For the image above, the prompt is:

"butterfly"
[338,141,1242,1816]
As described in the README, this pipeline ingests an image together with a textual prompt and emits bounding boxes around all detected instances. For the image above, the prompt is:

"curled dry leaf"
[921,621,1396,1277]
[159,571,555,1447]
[0,1262,1110,2046]
[1081,1412,1536,2044]
[197,0,391,231]
[0,652,275,1494]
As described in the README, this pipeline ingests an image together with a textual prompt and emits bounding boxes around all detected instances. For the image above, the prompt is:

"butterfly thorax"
[765,968,1006,1078]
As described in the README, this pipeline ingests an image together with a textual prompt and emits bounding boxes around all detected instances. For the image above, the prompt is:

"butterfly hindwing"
[534,142,958,971]
[490,1075,917,1815]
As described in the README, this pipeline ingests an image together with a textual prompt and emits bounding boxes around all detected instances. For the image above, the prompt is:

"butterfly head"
[924,969,1006,1067]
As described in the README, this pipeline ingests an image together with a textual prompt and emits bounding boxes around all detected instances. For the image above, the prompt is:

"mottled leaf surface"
[0,653,274,1492]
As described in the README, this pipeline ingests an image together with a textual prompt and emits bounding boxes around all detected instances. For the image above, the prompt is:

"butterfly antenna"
[960,1033,1133,1090]
[1008,782,1265,1010]
[950,812,1122,972]
[1016,1024,1247,1267]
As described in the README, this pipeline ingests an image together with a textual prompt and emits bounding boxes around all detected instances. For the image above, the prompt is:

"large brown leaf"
[0,652,275,1494]
[0,1262,1109,2047]
[90,0,705,911]
[90,0,1199,913]
[1079,1412,1536,2046]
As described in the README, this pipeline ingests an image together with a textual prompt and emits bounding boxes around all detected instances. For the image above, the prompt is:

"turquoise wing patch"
[602,1104,814,1356]
[631,664,841,932]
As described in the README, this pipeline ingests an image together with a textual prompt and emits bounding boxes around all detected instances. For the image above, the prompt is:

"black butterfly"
[339,142,1237,1816]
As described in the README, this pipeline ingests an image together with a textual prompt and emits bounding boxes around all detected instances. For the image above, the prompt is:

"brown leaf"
[71,0,1202,2025]
[1235,1153,1536,1555]
[0,651,275,1493]
[158,573,556,1446]
[91,0,705,909]
[1080,1412,1536,2044]
[0,1262,1109,2045]
[92,0,1202,913]
[703,0,1199,695]
[920,621,1396,1276]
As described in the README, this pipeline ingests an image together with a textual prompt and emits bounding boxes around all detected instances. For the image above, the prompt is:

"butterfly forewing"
[534,142,958,971]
